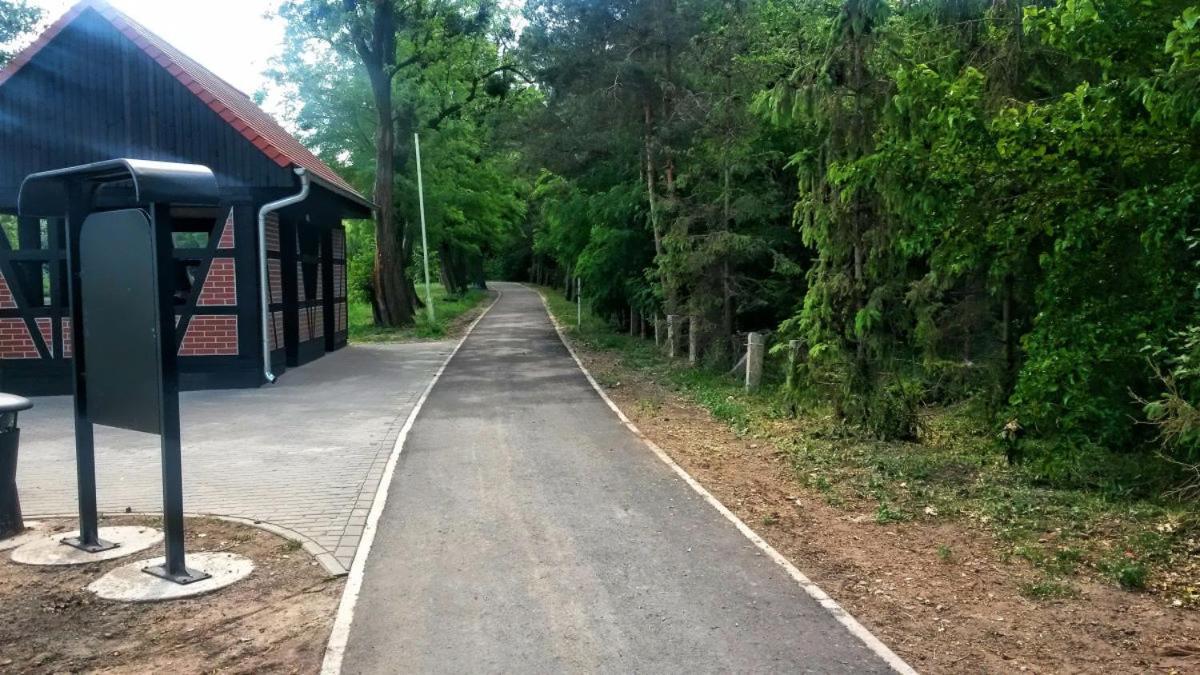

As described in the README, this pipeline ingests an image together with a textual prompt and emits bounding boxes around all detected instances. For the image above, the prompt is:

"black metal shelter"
[21,159,220,581]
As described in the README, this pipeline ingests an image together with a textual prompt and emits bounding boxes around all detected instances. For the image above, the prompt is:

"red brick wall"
[265,212,280,252]
[0,318,38,358]
[334,261,348,337]
[336,302,347,333]
[62,318,72,358]
[35,317,52,357]
[265,211,284,354]
[334,263,346,298]
[269,311,284,351]
[268,259,283,304]
[218,210,235,249]
[4,211,252,365]
[0,269,16,309]
[332,229,345,259]
[296,261,307,302]
[298,305,325,343]
[197,258,237,306]
[331,230,348,341]
[302,305,325,341]
[179,315,238,356]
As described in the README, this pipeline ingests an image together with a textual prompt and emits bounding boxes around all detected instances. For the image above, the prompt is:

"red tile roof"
[0,0,372,209]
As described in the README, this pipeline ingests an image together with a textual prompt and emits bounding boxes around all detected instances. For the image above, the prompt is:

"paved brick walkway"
[14,341,452,574]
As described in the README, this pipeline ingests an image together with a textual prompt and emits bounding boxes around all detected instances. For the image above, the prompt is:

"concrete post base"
[0,520,44,552]
[10,525,162,565]
[88,551,254,602]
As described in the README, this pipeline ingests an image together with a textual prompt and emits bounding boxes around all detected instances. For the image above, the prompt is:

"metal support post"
[60,186,114,554]
[143,203,209,585]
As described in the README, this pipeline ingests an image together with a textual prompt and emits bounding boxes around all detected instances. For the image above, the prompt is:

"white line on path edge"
[531,286,919,675]
[320,290,504,675]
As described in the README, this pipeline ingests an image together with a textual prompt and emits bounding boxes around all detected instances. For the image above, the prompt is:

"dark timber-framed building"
[0,0,372,395]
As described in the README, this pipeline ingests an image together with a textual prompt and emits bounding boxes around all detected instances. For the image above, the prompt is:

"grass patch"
[1020,579,1080,600]
[936,544,953,563]
[537,285,1200,606]
[875,501,909,524]
[278,539,303,553]
[1101,558,1151,590]
[349,283,488,342]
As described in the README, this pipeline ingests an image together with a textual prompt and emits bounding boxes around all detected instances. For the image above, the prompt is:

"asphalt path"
[339,283,896,674]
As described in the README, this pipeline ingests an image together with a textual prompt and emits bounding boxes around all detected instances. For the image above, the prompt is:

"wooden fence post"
[746,332,764,392]
[784,339,803,392]
[688,315,700,366]
[667,315,679,358]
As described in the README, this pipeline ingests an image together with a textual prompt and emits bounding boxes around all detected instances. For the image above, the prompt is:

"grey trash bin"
[0,392,33,540]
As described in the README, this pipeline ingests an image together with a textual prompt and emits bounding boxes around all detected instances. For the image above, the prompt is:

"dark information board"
[79,209,162,435]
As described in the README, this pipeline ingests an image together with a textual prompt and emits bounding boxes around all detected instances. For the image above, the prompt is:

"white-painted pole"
[414,133,435,323]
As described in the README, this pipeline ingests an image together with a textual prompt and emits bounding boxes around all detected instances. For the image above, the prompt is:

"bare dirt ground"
[572,345,1200,674]
[0,516,342,674]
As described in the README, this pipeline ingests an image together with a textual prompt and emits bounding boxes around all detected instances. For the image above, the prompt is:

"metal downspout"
[258,167,310,383]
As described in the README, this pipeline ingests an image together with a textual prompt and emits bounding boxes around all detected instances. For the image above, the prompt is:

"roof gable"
[0,0,371,210]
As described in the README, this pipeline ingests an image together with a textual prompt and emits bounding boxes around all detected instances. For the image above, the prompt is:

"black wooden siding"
[0,7,292,209]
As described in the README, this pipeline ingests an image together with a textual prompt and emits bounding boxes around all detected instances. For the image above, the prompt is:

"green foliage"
[277,0,1200,482]
[542,284,1198,600]
[0,214,16,249]
[344,220,377,306]
[273,0,531,322]
[1141,229,1200,462]
[347,284,487,342]
[0,0,41,66]
[936,544,953,562]
[874,501,908,524]
[517,0,801,348]
[865,375,924,442]
[1020,579,1079,600]
[1102,559,1150,590]
[749,0,1200,465]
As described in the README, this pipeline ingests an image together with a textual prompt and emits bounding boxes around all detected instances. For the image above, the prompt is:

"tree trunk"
[644,103,664,260]
[439,242,459,295]
[645,101,679,316]
[722,159,735,353]
[361,3,414,328]
[1002,272,1015,389]
[470,255,487,290]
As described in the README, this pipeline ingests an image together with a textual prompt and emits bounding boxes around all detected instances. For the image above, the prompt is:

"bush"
[922,358,1003,413]
[344,220,376,306]
[866,375,925,442]
[1103,560,1149,590]
[1143,323,1200,464]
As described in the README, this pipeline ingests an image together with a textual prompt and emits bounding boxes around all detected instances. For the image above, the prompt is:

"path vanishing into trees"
[337,283,901,673]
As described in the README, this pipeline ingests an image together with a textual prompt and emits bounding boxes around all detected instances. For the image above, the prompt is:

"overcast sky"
[30,0,287,97]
